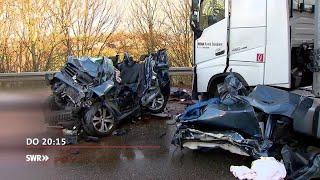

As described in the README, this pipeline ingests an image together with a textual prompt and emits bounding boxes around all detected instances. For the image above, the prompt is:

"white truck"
[191,0,316,98]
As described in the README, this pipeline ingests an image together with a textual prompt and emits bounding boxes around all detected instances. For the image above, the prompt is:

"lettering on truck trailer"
[197,41,223,49]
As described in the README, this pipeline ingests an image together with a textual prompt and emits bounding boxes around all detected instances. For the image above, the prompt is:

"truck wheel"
[83,103,117,137]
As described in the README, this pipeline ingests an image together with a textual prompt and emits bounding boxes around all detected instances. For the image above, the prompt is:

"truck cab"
[191,0,315,98]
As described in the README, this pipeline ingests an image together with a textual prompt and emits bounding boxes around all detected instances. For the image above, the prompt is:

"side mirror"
[191,0,200,11]
[191,0,200,24]
[190,0,202,38]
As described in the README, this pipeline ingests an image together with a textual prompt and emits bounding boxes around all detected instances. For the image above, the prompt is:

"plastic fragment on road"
[230,157,287,180]
[230,166,256,180]
[150,112,170,118]
[170,87,192,102]
[112,129,128,136]
[63,129,78,145]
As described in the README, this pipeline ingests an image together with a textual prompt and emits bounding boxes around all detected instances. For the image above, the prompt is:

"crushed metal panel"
[172,128,267,158]
[244,85,302,117]
[183,142,250,156]
[178,99,262,138]
[90,80,114,97]
[246,85,320,138]
[292,97,315,135]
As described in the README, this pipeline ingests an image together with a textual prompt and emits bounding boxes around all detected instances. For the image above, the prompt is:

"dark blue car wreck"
[45,50,170,137]
[172,73,320,179]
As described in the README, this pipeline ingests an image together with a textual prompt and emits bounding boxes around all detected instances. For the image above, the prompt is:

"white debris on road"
[230,157,287,180]
[230,166,256,179]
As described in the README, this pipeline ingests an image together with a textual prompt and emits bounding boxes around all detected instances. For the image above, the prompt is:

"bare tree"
[12,0,59,71]
[0,1,20,72]
[0,0,122,72]
[71,0,122,57]
[130,0,165,53]
[49,0,75,56]
[162,0,192,67]
[0,0,194,72]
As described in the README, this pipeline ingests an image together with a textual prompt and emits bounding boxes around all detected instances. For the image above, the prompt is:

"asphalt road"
[0,89,251,180]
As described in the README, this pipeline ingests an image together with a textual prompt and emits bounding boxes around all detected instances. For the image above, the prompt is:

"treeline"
[0,0,192,73]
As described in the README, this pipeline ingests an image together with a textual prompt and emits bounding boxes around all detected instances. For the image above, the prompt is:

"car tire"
[83,103,117,137]
[146,93,168,114]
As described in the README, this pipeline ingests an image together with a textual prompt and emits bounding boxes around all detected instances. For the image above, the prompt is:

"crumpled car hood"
[67,56,103,78]
[243,85,303,117]
[177,98,262,138]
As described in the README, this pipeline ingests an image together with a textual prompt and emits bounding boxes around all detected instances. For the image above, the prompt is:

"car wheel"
[147,92,168,114]
[83,103,117,137]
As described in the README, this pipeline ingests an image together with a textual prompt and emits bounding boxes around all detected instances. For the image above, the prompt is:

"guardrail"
[0,67,193,81]
[169,67,193,75]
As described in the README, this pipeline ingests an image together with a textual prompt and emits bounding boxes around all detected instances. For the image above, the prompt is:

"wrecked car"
[172,73,320,159]
[172,73,320,178]
[45,49,170,137]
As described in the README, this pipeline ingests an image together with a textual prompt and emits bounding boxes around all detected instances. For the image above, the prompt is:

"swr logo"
[26,155,49,162]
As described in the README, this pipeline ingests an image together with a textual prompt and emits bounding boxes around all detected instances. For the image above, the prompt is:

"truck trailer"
[191,0,316,98]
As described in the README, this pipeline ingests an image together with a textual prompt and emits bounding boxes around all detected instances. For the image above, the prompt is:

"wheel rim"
[148,93,165,111]
[92,108,114,133]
